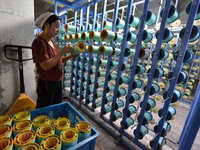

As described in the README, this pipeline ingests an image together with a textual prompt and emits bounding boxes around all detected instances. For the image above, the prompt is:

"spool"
[127,32,137,43]
[168,70,187,83]
[106,84,115,93]
[188,79,195,85]
[114,33,123,43]
[136,64,146,74]
[56,35,65,42]
[71,41,86,55]
[87,24,92,31]
[95,101,102,108]
[150,137,166,150]
[40,135,61,150]
[95,22,101,31]
[49,119,56,126]
[124,105,136,117]
[88,45,99,54]
[54,118,70,136]
[100,29,116,42]
[128,92,140,103]
[116,18,125,29]
[98,71,106,77]
[75,33,82,41]
[154,121,171,137]
[124,48,135,57]
[32,115,49,131]
[81,26,85,32]
[0,115,12,126]
[105,95,114,104]
[129,15,140,28]
[13,120,32,137]
[110,61,119,67]
[66,30,73,35]
[191,66,199,71]
[132,79,142,89]
[96,91,103,98]
[65,24,76,32]
[0,137,13,150]
[122,117,134,130]
[143,30,153,43]
[117,88,126,97]
[113,48,121,55]
[97,81,104,88]
[147,68,164,78]
[75,121,91,142]
[103,105,112,115]
[60,128,78,149]
[160,5,179,23]
[156,28,174,43]
[140,98,156,111]
[108,73,117,81]
[134,125,148,139]
[0,125,12,138]
[185,2,200,20]
[89,31,101,42]
[98,45,113,55]
[19,143,39,150]
[189,72,197,78]
[146,11,157,26]
[152,49,169,61]
[180,25,200,42]
[100,59,108,66]
[81,32,90,41]
[69,34,75,42]
[14,130,36,150]
[158,105,176,120]
[13,111,31,125]
[138,112,153,125]
[119,76,129,84]
[36,124,55,144]
[86,97,93,104]
[139,48,150,59]
[113,110,122,121]
[163,89,182,103]
[144,83,160,95]
[122,63,131,71]
[91,58,97,64]
[115,99,124,110]
[104,20,112,30]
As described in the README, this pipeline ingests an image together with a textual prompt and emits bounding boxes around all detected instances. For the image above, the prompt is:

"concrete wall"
[0,0,36,115]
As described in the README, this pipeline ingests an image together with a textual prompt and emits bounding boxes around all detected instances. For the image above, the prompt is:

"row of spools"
[0,111,91,150]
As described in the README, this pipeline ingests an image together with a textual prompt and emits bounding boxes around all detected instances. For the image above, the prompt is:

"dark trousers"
[36,80,62,109]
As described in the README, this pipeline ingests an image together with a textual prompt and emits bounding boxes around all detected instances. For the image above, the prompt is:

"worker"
[32,12,77,108]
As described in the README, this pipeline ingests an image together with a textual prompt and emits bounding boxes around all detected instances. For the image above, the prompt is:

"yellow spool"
[144,79,148,85]
[54,118,70,136]
[167,53,173,60]
[168,49,174,53]
[14,130,36,149]
[13,111,31,125]
[40,135,61,150]
[158,82,165,89]
[176,86,184,93]
[75,33,81,41]
[0,125,12,138]
[157,62,162,66]
[154,95,162,101]
[69,34,74,41]
[0,137,13,150]
[64,35,68,41]
[185,89,191,93]
[75,121,91,134]
[163,68,169,74]
[13,120,32,136]
[0,115,12,126]
[146,65,151,70]
[149,119,156,125]
[32,115,50,131]
[152,108,158,113]
[171,102,179,108]
[18,143,40,150]
[49,119,56,126]
[183,95,188,99]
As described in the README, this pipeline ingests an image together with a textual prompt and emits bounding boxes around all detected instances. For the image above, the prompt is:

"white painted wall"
[0,0,36,114]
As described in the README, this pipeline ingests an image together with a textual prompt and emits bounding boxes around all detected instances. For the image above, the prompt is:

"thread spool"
[65,68,71,73]
[49,119,56,126]
[40,135,61,150]
[75,121,91,142]
[0,115,12,126]
[112,110,122,121]
[134,125,148,139]
[98,71,106,77]
[110,61,119,67]
[147,68,164,78]
[129,15,140,28]
[105,95,114,104]
[106,85,115,93]
[122,63,131,71]
[0,125,12,138]
[81,26,85,32]
[71,41,86,55]
[86,97,93,104]
[95,101,102,108]
[180,25,200,42]
[150,137,166,150]
[87,24,92,32]
[115,99,124,110]
[81,32,90,41]
[156,28,174,43]
[114,33,123,43]
[127,32,137,43]
[152,49,169,61]
[14,130,36,150]
[117,88,127,97]
[115,18,125,29]
[122,117,134,130]
[91,58,97,64]
[0,137,13,150]
[60,128,78,149]
[95,91,103,98]
[88,45,99,54]
[154,121,171,137]
[124,105,136,117]
[186,2,200,20]
[89,31,101,42]
[65,24,76,32]
[124,48,135,57]
[146,11,157,26]
[192,65,199,71]
[140,98,156,111]
[75,33,82,41]
[163,89,182,103]
[97,81,104,88]
[56,35,65,42]
[158,105,176,120]
[186,85,193,90]
[143,30,153,43]
[36,124,55,145]
[144,83,160,95]
[127,92,140,103]
[119,76,129,84]
[13,120,32,137]
[160,5,179,23]
[89,78,95,85]
[95,22,101,31]
[54,118,70,136]
[113,48,121,55]
[13,111,31,125]
[108,73,117,81]
[188,79,195,85]
[69,34,75,42]
[98,45,113,55]
[19,143,40,150]
[66,30,73,35]
[99,59,107,66]
[139,48,150,59]
[104,20,112,30]
[168,70,187,83]
[138,112,153,125]
[132,79,142,89]
[32,115,50,132]
[100,29,116,42]
[136,64,146,74]
[103,105,112,115]
[189,72,197,78]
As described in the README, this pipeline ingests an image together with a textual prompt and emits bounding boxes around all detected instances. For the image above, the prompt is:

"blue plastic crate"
[29,102,99,150]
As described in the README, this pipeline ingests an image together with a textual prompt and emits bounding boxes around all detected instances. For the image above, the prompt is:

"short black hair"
[42,14,61,30]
